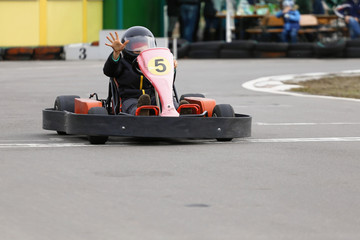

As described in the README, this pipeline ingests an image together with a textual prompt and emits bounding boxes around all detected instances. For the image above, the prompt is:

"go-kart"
[42,48,251,144]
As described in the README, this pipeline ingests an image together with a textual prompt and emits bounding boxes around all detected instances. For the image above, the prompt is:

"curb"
[242,70,360,102]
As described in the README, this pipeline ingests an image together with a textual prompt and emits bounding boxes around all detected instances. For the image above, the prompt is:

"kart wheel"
[180,93,205,101]
[54,95,80,112]
[87,107,109,144]
[212,104,235,142]
[54,95,80,135]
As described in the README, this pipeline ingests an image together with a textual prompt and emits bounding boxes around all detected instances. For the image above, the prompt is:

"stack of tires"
[187,41,223,58]
[3,47,34,60]
[219,40,256,58]
[0,48,4,60]
[287,42,314,58]
[253,42,288,58]
[314,39,346,58]
[33,46,64,60]
[344,39,360,58]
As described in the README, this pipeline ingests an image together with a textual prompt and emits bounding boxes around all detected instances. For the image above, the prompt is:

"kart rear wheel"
[54,95,80,135]
[180,93,205,101]
[212,104,235,142]
[87,107,109,144]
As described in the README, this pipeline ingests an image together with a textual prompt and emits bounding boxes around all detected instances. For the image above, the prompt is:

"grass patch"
[286,75,360,99]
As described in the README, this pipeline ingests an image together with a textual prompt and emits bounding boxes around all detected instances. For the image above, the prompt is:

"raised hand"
[105,32,129,59]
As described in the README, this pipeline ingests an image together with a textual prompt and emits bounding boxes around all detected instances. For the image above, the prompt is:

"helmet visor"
[124,36,156,52]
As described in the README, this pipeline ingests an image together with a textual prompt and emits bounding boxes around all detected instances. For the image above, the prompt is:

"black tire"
[288,42,314,51]
[189,41,224,51]
[212,104,235,142]
[314,40,345,58]
[0,48,4,60]
[54,95,80,112]
[87,107,109,144]
[221,40,257,50]
[177,44,190,59]
[346,39,360,48]
[219,49,253,58]
[180,93,205,101]
[345,47,360,58]
[287,50,314,58]
[255,42,289,52]
[188,50,219,58]
[54,95,80,135]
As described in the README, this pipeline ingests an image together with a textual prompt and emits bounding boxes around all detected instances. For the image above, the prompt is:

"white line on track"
[242,72,360,102]
[255,122,360,126]
[1,137,360,148]
[243,137,360,143]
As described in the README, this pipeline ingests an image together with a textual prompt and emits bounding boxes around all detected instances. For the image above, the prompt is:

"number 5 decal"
[148,57,171,75]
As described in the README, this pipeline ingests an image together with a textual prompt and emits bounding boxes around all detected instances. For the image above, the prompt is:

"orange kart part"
[75,98,102,114]
[177,104,201,114]
[183,97,216,116]
[135,105,160,116]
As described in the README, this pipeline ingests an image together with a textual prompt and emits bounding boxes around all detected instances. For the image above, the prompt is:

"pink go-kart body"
[137,48,179,117]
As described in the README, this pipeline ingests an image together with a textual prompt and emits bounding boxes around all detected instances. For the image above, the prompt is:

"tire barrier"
[187,41,223,59]
[253,42,288,58]
[314,40,346,58]
[2,39,360,61]
[178,39,360,59]
[3,47,34,60]
[287,42,314,58]
[345,39,360,58]
[219,40,256,58]
[0,48,4,60]
[33,46,64,60]
[177,44,190,59]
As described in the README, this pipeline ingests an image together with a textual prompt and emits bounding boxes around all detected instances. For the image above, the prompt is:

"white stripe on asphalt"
[256,122,360,126]
[242,73,360,102]
[1,137,360,148]
[243,137,360,143]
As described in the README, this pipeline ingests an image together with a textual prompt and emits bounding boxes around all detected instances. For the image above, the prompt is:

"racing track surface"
[1,59,360,239]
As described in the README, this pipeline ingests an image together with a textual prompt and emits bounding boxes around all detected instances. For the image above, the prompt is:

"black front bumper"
[43,109,251,139]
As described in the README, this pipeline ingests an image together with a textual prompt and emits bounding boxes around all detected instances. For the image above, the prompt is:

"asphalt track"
[1,59,360,239]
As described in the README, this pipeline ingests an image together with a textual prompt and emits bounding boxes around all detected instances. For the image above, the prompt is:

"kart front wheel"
[87,107,109,144]
[54,95,80,135]
[212,104,235,142]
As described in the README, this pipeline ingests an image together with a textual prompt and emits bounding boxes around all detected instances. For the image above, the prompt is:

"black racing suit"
[103,53,155,114]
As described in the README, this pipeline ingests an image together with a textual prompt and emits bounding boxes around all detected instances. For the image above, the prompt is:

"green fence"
[103,0,165,37]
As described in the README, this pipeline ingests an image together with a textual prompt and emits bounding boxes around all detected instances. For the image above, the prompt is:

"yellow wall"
[0,0,103,47]
[0,1,39,47]
[87,0,103,43]
[47,1,83,45]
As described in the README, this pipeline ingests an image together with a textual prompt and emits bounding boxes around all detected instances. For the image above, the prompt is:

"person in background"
[166,0,181,38]
[179,0,201,42]
[203,0,223,40]
[313,0,325,14]
[276,0,301,43]
[296,0,312,13]
[334,0,360,39]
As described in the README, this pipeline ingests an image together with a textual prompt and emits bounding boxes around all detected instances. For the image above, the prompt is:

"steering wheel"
[132,58,142,75]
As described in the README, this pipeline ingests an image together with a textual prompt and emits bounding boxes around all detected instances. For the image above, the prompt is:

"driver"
[103,26,180,115]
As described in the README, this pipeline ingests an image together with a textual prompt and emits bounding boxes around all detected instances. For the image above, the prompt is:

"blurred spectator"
[334,0,360,39]
[323,0,341,14]
[179,0,201,42]
[166,0,181,38]
[313,0,325,14]
[276,0,301,42]
[203,0,223,40]
[297,0,312,13]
